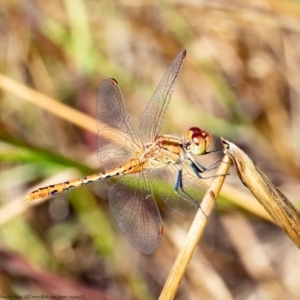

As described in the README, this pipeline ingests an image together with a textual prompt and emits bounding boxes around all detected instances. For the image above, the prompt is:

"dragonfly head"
[186,127,211,155]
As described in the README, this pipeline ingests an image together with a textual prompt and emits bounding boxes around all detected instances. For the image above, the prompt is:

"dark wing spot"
[110,78,118,85]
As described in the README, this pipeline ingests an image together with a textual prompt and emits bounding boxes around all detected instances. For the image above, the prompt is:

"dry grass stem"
[159,154,231,300]
[0,74,97,134]
[222,138,300,248]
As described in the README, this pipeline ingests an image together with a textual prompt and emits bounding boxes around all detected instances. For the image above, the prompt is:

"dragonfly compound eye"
[186,127,201,141]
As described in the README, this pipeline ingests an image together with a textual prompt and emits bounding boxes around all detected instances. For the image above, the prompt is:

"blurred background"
[1,0,300,299]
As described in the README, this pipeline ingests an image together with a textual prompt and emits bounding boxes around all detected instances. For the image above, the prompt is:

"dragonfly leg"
[193,159,221,173]
[188,157,229,179]
[203,148,223,155]
[174,168,209,217]
[175,168,183,192]
[187,152,220,173]
[175,168,208,218]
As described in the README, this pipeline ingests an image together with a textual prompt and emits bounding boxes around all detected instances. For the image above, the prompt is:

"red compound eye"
[189,127,201,133]
[187,127,202,141]
[191,131,202,145]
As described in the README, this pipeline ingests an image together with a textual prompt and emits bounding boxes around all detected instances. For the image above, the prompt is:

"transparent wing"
[140,50,186,142]
[97,78,141,170]
[148,164,208,219]
[108,172,163,254]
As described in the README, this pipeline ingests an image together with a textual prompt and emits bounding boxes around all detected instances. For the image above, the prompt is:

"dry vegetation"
[1,1,300,299]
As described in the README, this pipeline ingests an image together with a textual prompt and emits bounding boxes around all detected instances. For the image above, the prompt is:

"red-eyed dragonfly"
[25,50,216,254]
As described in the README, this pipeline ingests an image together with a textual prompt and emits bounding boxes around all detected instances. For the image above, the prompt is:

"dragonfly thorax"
[136,135,184,169]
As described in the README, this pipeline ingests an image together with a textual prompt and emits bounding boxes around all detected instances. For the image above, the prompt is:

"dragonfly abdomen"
[25,174,104,201]
[25,159,142,202]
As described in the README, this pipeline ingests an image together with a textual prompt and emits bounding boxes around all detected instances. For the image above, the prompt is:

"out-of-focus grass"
[1,1,300,299]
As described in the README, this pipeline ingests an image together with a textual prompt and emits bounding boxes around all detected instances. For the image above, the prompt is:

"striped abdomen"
[25,159,142,202]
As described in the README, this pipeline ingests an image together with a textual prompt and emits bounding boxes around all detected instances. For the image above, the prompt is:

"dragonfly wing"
[148,164,208,219]
[97,78,141,170]
[140,50,186,142]
[108,172,163,254]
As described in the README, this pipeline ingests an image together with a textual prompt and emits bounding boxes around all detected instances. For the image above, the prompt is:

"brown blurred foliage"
[1,1,300,299]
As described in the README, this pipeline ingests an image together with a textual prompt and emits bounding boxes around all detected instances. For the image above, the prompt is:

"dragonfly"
[25,49,216,254]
